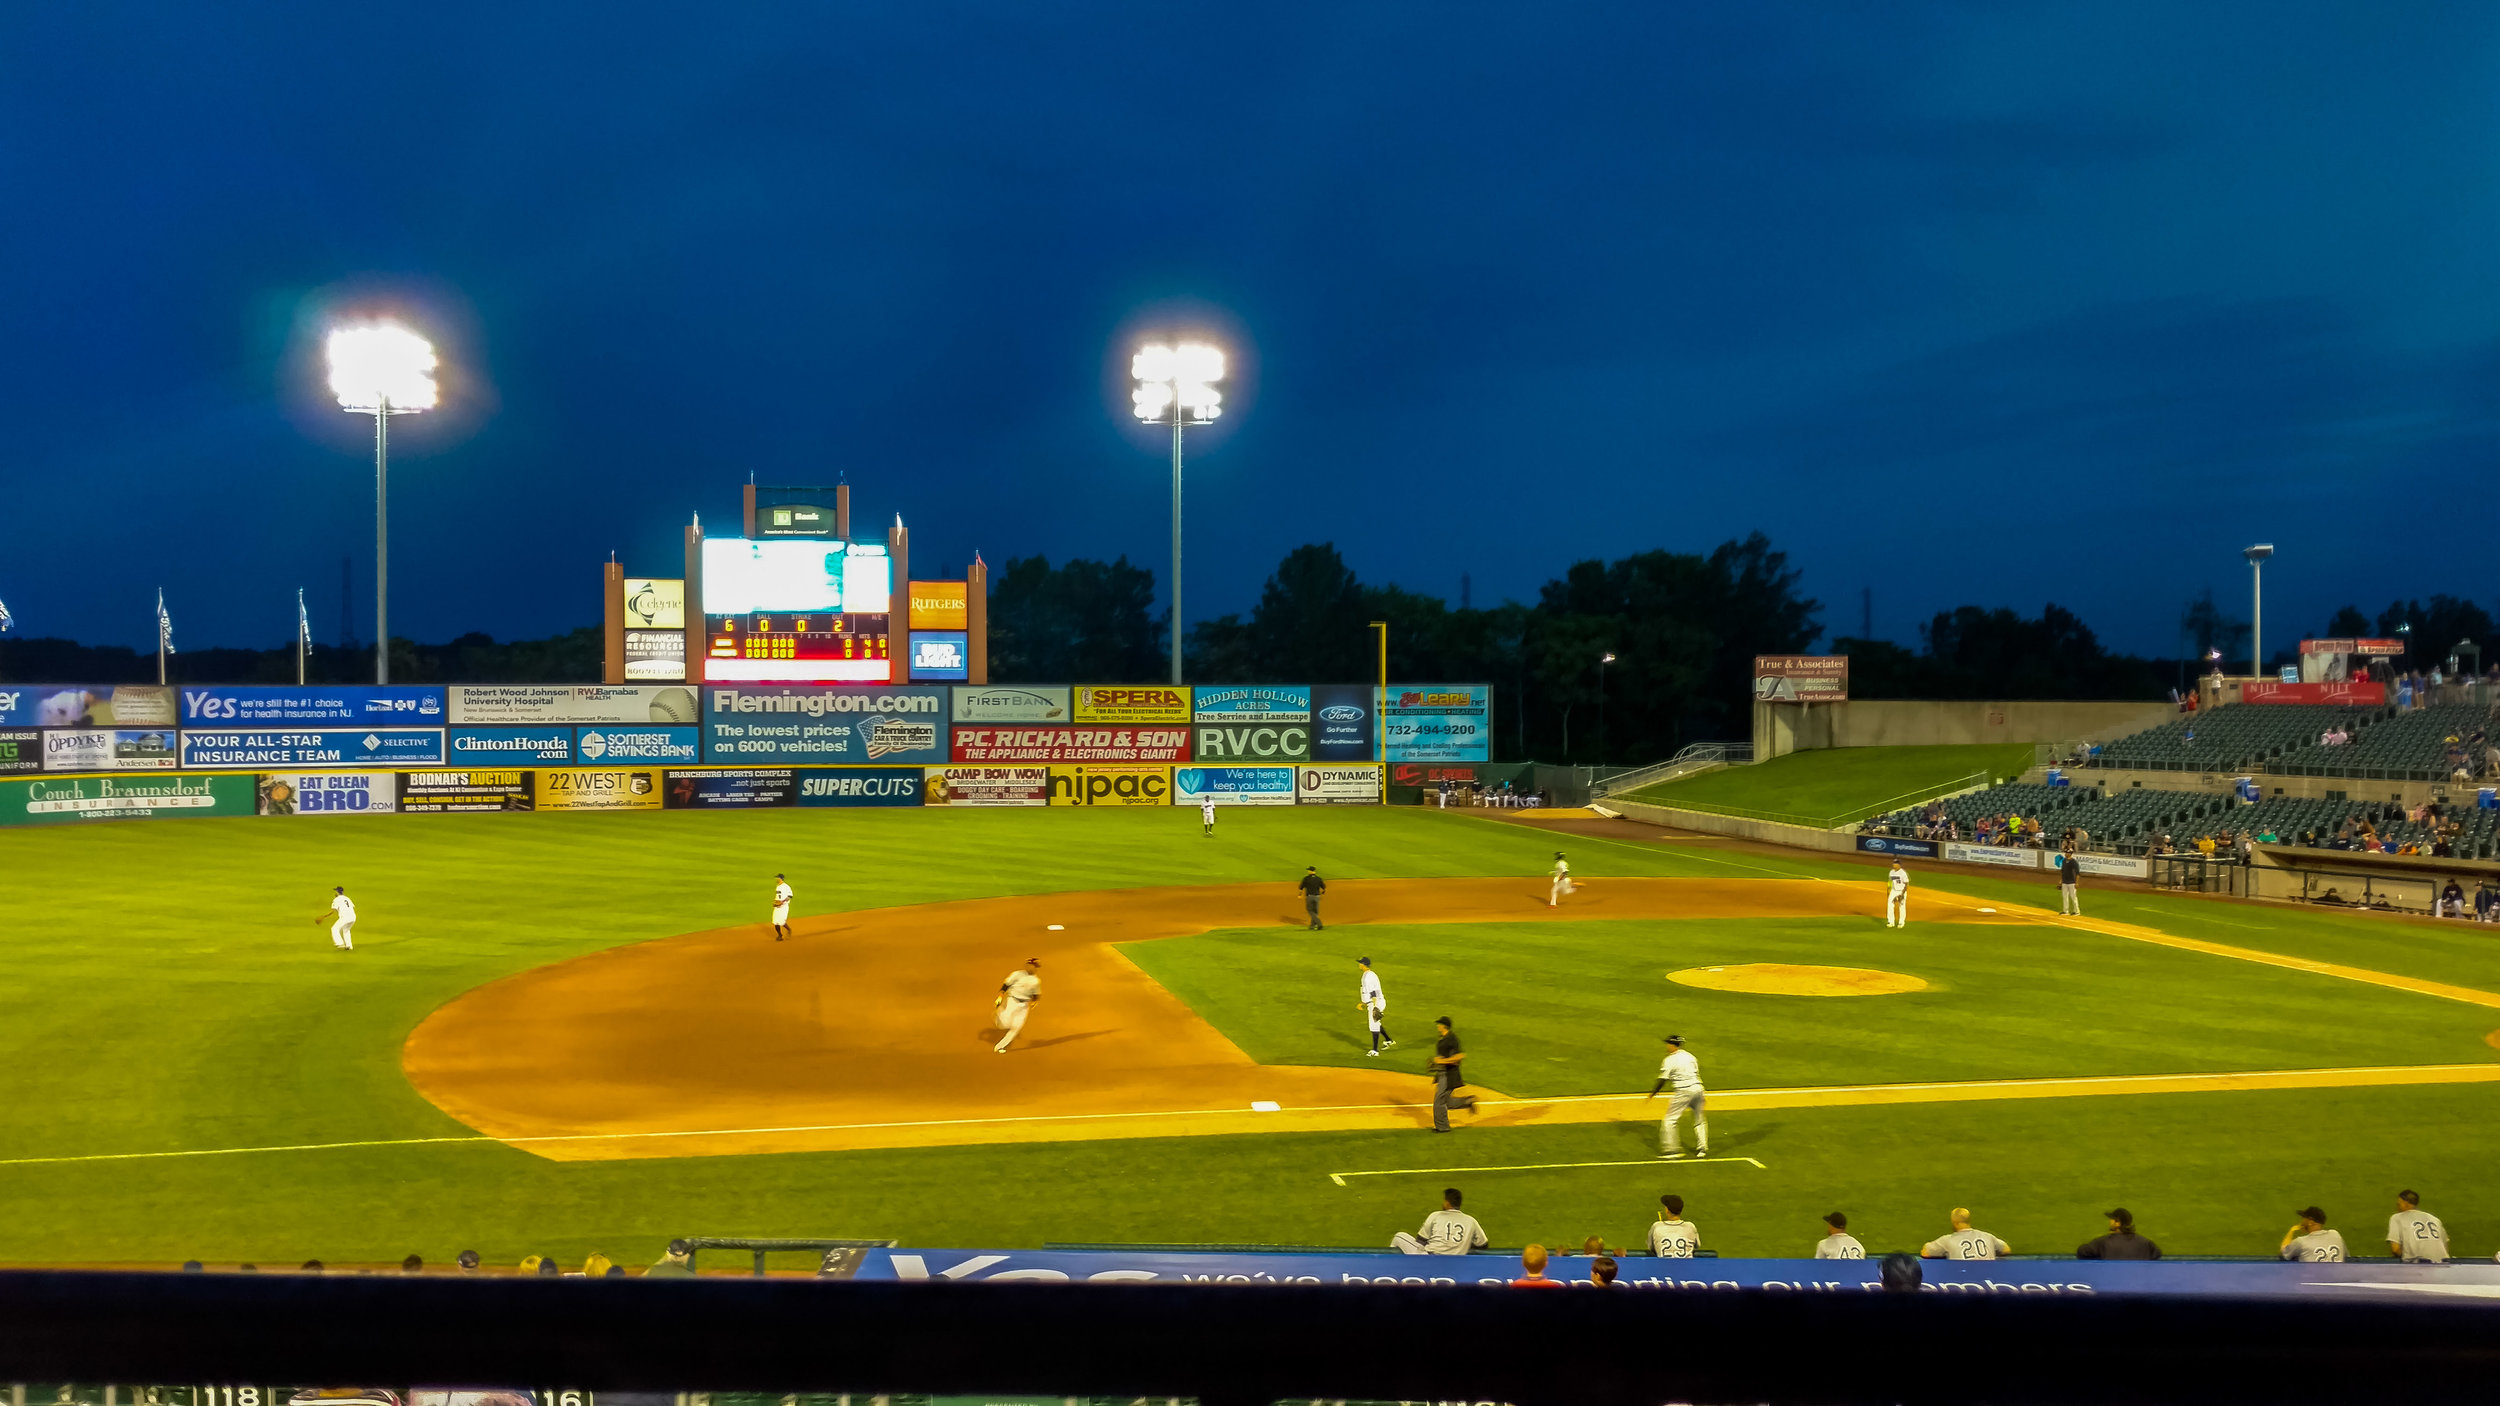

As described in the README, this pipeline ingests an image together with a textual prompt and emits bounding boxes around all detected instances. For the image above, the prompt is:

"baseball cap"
[2104,1208,2133,1226]
[2296,1207,2326,1224]
[668,1238,692,1255]
[1357,956,1371,966]
[1824,1212,1847,1230]
[1663,1034,1684,1045]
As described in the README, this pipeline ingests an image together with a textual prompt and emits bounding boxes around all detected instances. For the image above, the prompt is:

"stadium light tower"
[326,321,439,684]
[1597,652,1617,763]
[2242,543,2274,679]
[1132,342,1224,684]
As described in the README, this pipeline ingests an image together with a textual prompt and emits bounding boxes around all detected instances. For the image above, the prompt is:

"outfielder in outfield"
[317,886,356,952]
[992,957,1042,1053]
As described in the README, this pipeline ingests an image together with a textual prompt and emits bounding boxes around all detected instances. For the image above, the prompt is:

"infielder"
[317,885,356,952]
[993,957,1042,1053]
[1921,1208,2010,1260]
[1885,861,1910,928]
[770,873,793,941]
[1201,792,1217,837]
[1814,1212,1866,1259]
[1548,852,1574,907]
[1644,1033,1708,1158]
[2387,1191,2449,1263]
[1357,956,1395,1056]
[1647,1194,1701,1258]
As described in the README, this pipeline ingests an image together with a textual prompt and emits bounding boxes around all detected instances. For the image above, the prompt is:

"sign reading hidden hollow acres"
[1753,655,1849,703]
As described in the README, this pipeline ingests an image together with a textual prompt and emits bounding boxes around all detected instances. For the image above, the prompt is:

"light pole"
[326,322,439,684]
[1597,652,1616,763]
[1131,342,1224,685]
[2242,544,2273,678]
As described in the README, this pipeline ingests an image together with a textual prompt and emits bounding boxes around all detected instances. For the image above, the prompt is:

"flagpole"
[297,588,311,685]
[156,589,169,685]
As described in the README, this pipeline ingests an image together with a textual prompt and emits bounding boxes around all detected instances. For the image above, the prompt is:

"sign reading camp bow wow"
[702,685,948,765]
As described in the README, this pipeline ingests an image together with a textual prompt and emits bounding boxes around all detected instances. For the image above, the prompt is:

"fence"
[1649,771,1991,831]
[1587,741,1753,800]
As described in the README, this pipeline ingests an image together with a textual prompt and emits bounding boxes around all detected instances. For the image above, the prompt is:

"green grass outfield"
[1617,743,2037,823]
[0,804,2494,1268]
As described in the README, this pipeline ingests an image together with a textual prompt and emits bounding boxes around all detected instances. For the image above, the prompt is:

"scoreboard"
[700,538,895,683]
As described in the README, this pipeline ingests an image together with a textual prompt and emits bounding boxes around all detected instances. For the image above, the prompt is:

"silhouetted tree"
[987,555,1165,683]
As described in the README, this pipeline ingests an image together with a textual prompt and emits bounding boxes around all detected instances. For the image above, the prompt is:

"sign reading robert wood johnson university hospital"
[703,685,947,765]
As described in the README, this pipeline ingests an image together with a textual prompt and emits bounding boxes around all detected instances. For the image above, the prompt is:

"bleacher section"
[2081,704,2390,773]
[2266,704,2493,782]
[1871,783,2223,851]
[2174,795,2500,861]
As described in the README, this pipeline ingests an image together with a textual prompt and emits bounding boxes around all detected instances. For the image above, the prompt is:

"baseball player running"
[1357,956,1395,1055]
[1645,1034,1708,1158]
[992,957,1042,1053]
[1647,1195,1701,1257]
[317,886,356,952]
[1885,861,1910,928]
[1921,1208,2011,1260]
[1201,792,1217,837]
[1548,852,1574,906]
[1814,1212,1865,1259]
[2387,1192,2448,1263]
[770,873,794,941]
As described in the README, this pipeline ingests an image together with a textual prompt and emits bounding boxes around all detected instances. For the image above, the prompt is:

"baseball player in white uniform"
[2387,1192,2448,1262]
[1814,1212,1865,1259]
[1357,957,1395,1056]
[993,957,1042,1053]
[1201,793,1217,837]
[1920,1208,2010,1259]
[1645,1034,1708,1158]
[1391,1187,1487,1255]
[1647,1194,1701,1257]
[770,873,793,941]
[318,886,356,951]
[2280,1207,2345,1262]
[1885,861,1910,928]
[1548,852,1574,906]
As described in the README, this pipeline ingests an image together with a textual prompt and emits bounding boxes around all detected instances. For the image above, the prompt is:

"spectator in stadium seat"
[299,1260,324,1274]
[456,1250,481,1275]
[1588,1255,1621,1286]
[644,1240,696,1277]
[2440,880,2467,917]
[517,1254,544,1275]
[401,1254,424,1274]
[580,1252,613,1278]
[1510,1244,1566,1287]
[535,1255,561,1277]
[2077,1208,2161,1260]
[2281,1208,2347,1262]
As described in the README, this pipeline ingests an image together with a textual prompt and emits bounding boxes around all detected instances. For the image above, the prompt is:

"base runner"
[993,957,1042,1053]
[1548,852,1574,906]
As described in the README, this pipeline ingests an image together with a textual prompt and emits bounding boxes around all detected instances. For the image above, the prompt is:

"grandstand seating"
[2176,794,2500,861]
[2267,704,2495,782]
[2081,704,2389,773]
[1871,783,2224,852]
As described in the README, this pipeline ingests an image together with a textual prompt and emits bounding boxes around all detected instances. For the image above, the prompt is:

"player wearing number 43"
[315,886,355,951]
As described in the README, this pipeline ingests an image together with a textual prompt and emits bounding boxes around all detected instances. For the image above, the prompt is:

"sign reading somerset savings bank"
[179,686,445,726]
[951,727,1190,764]
[702,685,947,765]
[1753,656,1847,703]
[1381,684,1491,763]
[0,773,255,825]
[178,729,446,769]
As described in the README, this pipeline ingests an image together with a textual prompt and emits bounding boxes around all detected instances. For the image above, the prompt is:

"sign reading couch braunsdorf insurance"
[1753,656,1848,703]
[0,774,255,825]
[703,685,947,765]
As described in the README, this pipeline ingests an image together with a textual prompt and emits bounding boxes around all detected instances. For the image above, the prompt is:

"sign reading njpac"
[1048,764,1170,807]
[180,686,444,726]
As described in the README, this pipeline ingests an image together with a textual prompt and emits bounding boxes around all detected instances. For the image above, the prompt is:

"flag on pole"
[298,588,313,652]
[0,598,13,634]
[157,588,176,656]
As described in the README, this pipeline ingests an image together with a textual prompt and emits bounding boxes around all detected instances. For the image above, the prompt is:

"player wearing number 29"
[1647,1194,1701,1258]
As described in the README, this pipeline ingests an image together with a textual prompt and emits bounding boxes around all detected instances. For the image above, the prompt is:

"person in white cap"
[993,957,1042,1053]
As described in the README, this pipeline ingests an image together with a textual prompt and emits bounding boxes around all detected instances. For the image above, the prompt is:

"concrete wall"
[1604,799,1859,853]
[1754,699,2177,759]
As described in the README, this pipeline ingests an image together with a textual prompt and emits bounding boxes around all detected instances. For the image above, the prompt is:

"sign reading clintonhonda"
[447,727,572,764]
[703,685,947,765]
[180,686,444,726]
[179,728,446,769]
[448,685,700,726]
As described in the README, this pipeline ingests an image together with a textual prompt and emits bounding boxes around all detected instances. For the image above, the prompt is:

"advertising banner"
[447,726,573,764]
[535,768,662,811]
[397,770,534,813]
[2240,680,2388,706]
[796,767,925,807]
[924,765,1050,806]
[1309,683,1376,762]
[0,684,177,728]
[909,632,970,681]
[950,726,1191,764]
[2062,852,2151,879]
[179,728,445,770]
[1192,720,1311,763]
[703,685,948,765]
[1855,835,1940,858]
[1382,684,1492,763]
[951,686,1072,723]
[663,768,798,809]
[1753,656,1849,703]
[0,773,255,825]
[179,686,444,727]
[1048,764,1171,807]
[907,581,969,631]
[448,685,701,726]
[1942,842,2041,869]
[1192,685,1311,723]
[1296,764,1383,804]
[256,772,396,816]
[623,630,687,681]
[576,725,700,764]
[623,578,686,630]
[0,728,37,774]
[44,729,177,771]
[1174,765,1297,805]
[1072,685,1191,725]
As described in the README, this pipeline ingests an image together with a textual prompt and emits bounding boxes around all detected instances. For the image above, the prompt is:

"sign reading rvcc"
[1753,656,1848,703]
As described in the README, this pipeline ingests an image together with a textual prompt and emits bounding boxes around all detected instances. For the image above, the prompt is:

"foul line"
[2046,914,2500,1010]
[1330,1155,1766,1186]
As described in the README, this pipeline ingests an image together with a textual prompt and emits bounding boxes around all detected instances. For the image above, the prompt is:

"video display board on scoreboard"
[700,538,894,683]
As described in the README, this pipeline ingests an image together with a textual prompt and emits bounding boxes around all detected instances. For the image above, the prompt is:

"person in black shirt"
[1429,1016,1478,1132]
[2077,1208,2161,1260]
[1299,866,1327,930]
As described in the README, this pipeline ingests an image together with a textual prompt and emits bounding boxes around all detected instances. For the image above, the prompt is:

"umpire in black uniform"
[1430,1016,1478,1132]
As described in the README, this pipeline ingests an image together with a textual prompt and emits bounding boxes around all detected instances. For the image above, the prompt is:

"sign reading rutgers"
[951,726,1190,764]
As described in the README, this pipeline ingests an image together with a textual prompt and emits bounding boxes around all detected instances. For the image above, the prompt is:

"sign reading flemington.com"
[0,773,256,824]
[950,727,1191,764]
[703,685,947,765]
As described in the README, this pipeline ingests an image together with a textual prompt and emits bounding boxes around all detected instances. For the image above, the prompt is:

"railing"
[1627,770,1992,831]
[1588,741,1753,799]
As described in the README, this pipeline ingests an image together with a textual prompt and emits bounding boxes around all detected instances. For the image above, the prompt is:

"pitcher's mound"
[1669,963,1928,997]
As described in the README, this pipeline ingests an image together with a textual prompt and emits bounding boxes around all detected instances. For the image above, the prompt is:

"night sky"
[5,4,2495,656]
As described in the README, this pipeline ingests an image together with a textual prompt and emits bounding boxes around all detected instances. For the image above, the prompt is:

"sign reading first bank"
[703,685,948,764]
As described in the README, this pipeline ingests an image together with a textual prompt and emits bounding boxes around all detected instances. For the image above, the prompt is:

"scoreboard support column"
[968,553,988,685]
[888,515,911,685]
[602,558,626,684]
[683,518,705,689]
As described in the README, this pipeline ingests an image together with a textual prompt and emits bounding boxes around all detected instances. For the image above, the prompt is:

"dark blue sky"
[5,4,2495,657]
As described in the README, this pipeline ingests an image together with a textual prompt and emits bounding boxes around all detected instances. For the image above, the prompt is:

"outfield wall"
[1753,699,2176,759]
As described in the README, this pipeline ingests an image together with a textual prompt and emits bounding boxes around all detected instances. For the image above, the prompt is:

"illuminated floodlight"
[327,322,439,414]
[1131,341,1223,424]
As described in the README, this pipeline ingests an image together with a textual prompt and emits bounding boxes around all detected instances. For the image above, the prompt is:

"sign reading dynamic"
[703,685,947,765]
[1753,656,1848,703]
[1381,684,1491,762]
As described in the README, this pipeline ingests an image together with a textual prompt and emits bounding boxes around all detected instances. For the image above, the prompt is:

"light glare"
[327,322,439,413]
[1131,340,1225,423]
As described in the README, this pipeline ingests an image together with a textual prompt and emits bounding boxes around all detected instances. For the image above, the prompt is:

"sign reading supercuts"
[703,685,948,764]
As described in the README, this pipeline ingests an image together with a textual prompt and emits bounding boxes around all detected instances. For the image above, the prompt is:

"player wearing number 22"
[1646,1034,1708,1159]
